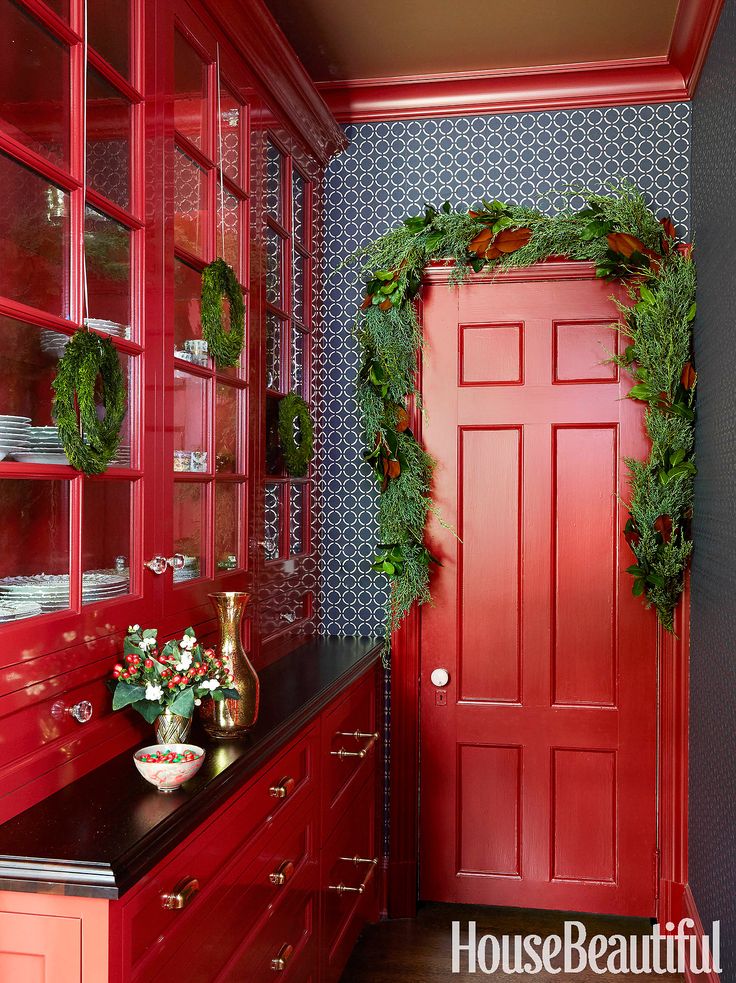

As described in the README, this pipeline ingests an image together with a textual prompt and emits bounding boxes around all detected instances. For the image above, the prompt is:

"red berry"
[145,659,153,668]
[126,654,135,664]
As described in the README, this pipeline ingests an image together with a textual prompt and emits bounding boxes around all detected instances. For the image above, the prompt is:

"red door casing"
[418,263,658,917]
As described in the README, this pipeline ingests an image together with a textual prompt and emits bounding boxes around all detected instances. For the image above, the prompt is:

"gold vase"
[154,709,192,744]
[201,592,259,739]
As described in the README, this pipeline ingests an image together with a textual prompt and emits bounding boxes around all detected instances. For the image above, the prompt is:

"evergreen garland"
[52,328,127,475]
[353,182,696,636]
[278,391,315,477]
[201,258,245,368]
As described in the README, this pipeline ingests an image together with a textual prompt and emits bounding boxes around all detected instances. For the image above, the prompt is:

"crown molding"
[316,0,724,123]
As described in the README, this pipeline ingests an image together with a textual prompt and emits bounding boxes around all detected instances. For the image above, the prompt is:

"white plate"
[0,415,31,424]
[0,442,32,449]
[12,453,70,465]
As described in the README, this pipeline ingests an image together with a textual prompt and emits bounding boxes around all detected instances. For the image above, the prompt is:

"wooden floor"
[339,903,685,981]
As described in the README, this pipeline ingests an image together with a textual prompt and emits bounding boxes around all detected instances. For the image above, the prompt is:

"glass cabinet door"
[162,5,251,618]
[0,0,158,651]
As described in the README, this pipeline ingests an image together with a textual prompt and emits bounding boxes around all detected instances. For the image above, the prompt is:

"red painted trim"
[658,574,690,928]
[424,259,599,284]
[683,884,722,983]
[317,0,724,122]
[319,60,686,123]
[669,0,725,94]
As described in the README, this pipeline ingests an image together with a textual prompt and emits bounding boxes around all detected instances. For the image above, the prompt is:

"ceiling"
[265,0,680,83]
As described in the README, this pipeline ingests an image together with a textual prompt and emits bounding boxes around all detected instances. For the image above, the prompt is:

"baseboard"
[683,884,722,982]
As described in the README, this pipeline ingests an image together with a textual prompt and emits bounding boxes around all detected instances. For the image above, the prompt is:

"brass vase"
[155,708,192,744]
[201,592,259,739]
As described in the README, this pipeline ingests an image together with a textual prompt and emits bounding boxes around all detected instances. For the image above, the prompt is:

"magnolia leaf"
[632,579,646,597]
[112,682,147,710]
[170,688,194,717]
[493,227,532,253]
[606,232,648,258]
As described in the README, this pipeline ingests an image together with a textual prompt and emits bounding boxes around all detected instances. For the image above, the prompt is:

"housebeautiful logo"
[451,919,722,975]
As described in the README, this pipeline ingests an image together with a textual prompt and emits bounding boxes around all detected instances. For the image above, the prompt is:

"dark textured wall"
[690,1,736,978]
[315,105,691,634]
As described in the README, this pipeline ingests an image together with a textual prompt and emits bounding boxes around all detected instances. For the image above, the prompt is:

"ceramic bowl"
[133,743,205,793]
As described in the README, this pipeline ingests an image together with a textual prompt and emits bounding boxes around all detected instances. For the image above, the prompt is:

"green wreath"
[278,392,314,477]
[52,329,127,475]
[201,258,245,367]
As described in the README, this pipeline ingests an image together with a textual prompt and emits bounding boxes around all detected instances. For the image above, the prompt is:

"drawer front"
[218,861,318,983]
[321,772,379,983]
[144,795,317,983]
[122,724,318,973]
[322,668,379,835]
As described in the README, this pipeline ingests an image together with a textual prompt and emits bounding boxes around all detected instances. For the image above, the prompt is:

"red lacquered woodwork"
[0,0,338,819]
[419,265,658,916]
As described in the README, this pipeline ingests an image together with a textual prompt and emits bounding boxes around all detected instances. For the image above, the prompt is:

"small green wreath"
[201,258,245,368]
[52,329,127,475]
[278,392,314,477]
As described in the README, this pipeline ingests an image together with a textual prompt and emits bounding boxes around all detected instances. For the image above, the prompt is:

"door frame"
[386,261,690,923]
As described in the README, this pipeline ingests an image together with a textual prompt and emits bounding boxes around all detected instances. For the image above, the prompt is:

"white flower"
[139,636,157,652]
[194,698,201,706]
[203,678,220,691]
[176,652,193,671]
[145,683,163,701]
[180,634,196,651]
[128,624,140,634]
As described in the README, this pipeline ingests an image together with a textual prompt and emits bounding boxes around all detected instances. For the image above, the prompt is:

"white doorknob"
[430,667,450,688]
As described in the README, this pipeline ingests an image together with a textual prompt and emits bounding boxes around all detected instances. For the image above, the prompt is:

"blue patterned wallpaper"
[314,103,691,635]
[690,0,736,977]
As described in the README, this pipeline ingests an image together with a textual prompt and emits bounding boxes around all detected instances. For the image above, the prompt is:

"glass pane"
[173,482,205,583]
[291,328,305,395]
[173,258,207,360]
[266,312,282,392]
[264,482,281,561]
[265,228,282,308]
[215,482,240,570]
[88,0,130,78]
[0,153,68,316]
[108,350,133,468]
[86,67,131,210]
[175,30,207,150]
[0,2,69,167]
[1,316,65,432]
[289,482,306,556]
[43,0,69,18]
[174,148,207,256]
[173,369,208,472]
[215,383,239,474]
[82,480,131,603]
[0,480,71,620]
[219,87,241,184]
[265,141,282,222]
[293,249,306,324]
[218,187,240,278]
[292,169,306,243]
[85,206,131,337]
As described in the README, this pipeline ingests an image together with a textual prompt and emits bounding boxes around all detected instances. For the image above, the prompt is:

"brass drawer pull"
[271,943,294,972]
[330,732,379,760]
[328,856,378,895]
[269,775,296,799]
[269,859,295,887]
[161,876,200,910]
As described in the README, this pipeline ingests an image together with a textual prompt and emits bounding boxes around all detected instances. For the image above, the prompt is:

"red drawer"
[118,724,318,976]
[321,772,379,983]
[217,859,319,983]
[321,668,379,836]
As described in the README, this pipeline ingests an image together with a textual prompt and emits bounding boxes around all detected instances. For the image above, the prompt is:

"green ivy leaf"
[170,688,194,717]
[135,701,163,724]
[112,682,147,710]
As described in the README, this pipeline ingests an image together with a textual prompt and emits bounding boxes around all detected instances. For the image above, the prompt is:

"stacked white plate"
[111,444,131,467]
[0,571,129,612]
[0,599,43,622]
[14,426,70,466]
[85,318,130,340]
[0,416,32,461]
[39,330,69,360]
[173,555,200,583]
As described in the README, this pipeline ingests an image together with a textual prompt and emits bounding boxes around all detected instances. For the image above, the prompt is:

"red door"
[419,263,658,917]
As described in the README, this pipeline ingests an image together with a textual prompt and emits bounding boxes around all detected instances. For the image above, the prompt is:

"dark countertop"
[0,636,382,900]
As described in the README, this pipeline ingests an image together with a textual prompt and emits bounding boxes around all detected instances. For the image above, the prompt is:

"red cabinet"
[0,0,344,823]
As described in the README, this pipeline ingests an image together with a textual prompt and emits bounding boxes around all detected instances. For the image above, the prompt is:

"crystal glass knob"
[51,700,93,724]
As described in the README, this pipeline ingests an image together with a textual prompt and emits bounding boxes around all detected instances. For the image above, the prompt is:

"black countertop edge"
[0,636,383,900]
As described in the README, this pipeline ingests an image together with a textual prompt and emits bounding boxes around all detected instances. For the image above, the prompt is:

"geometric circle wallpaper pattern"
[313,103,691,636]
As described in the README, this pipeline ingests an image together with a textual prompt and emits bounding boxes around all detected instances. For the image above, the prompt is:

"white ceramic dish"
[12,453,70,465]
[134,744,205,793]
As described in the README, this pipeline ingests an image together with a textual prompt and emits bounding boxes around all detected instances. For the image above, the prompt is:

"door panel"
[419,267,657,917]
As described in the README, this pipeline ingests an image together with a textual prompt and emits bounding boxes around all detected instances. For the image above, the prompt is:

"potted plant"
[110,626,239,743]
